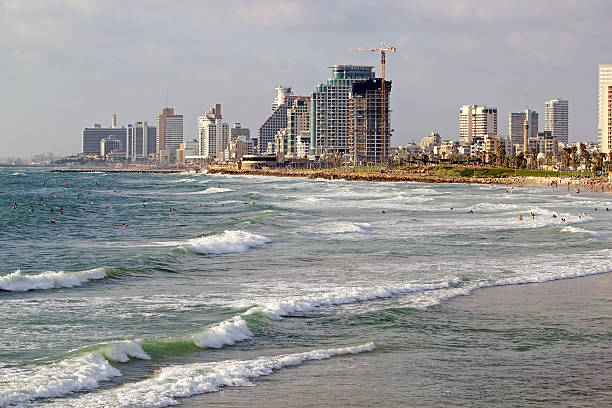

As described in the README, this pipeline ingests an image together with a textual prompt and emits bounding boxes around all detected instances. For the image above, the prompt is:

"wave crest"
[0,268,108,292]
[183,230,271,254]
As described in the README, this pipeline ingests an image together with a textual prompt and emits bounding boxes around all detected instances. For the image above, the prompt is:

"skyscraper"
[459,105,498,146]
[544,98,568,144]
[258,87,307,154]
[198,104,229,159]
[310,65,375,157]
[348,78,392,164]
[598,64,612,154]
[126,121,156,161]
[509,109,538,146]
[156,108,183,159]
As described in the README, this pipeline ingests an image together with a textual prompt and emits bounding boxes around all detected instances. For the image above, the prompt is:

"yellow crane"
[349,42,396,163]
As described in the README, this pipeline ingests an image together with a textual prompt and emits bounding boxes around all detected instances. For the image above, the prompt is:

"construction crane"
[349,42,396,163]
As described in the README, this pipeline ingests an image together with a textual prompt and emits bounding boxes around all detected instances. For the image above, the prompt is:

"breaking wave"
[299,221,373,235]
[181,230,271,254]
[41,343,376,408]
[0,268,109,292]
[246,282,452,319]
[188,187,232,194]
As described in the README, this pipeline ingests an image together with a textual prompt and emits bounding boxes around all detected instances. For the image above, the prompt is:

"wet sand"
[185,273,612,407]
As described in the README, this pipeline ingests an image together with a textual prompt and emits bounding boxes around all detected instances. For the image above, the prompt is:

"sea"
[0,168,610,407]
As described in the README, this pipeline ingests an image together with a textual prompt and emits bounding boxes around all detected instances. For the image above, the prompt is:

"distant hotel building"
[348,78,392,164]
[509,109,538,146]
[126,121,156,161]
[544,98,568,144]
[459,105,498,146]
[598,64,612,154]
[258,87,308,154]
[311,65,375,157]
[82,116,127,156]
[285,98,311,158]
[156,108,183,160]
[198,104,229,159]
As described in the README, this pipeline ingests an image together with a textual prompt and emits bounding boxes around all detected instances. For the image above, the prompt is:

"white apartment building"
[598,64,612,154]
[544,98,569,144]
[459,105,498,146]
[311,65,375,156]
[509,109,538,146]
[198,104,229,159]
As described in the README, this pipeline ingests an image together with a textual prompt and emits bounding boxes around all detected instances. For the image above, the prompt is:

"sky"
[1,0,611,157]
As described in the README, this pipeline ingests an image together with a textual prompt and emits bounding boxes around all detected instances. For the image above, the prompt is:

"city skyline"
[2,0,612,157]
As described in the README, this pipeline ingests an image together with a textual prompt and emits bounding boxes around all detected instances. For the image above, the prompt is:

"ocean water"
[0,168,610,407]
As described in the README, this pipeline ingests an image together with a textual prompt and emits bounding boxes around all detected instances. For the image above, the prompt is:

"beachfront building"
[177,139,198,164]
[348,78,392,164]
[419,132,441,151]
[286,98,311,157]
[82,123,127,156]
[311,65,375,158]
[198,104,229,159]
[296,132,311,158]
[230,123,250,142]
[258,87,308,155]
[459,105,498,146]
[156,108,183,162]
[126,121,156,161]
[509,109,538,146]
[544,98,568,144]
[100,136,122,157]
[598,64,612,155]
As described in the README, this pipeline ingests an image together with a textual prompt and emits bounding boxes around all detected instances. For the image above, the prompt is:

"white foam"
[0,352,121,407]
[193,316,252,348]
[182,230,271,254]
[100,341,151,362]
[299,221,373,235]
[561,225,601,238]
[48,343,375,407]
[246,282,451,319]
[171,178,196,183]
[0,267,107,292]
[188,187,232,194]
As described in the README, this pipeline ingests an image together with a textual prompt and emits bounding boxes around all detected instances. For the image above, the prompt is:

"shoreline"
[207,167,612,191]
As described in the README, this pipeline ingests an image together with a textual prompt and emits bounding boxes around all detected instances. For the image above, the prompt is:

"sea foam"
[188,186,232,194]
[182,230,271,254]
[0,352,121,407]
[193,315,252,348]
[0,268,108,292]
[44,343,376,407]
[246,282,451,319]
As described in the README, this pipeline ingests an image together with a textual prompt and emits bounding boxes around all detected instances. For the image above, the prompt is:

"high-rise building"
[259,87,308,154]
[598,64,612,154]
[286,98,311,157]
[544,98,568,144]
[311,65,375,157]
[459,105,498,146]
[230,123,250,141]
[82,123,127,156]
[156,108,183,159]
[126,121,156,161]
[509,109,538,146]
[198,104,229,159]
[348,78,392,164]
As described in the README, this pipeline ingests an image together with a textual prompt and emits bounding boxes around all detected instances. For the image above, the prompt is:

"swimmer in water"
[12,202,17,209]
[519,215,523,221]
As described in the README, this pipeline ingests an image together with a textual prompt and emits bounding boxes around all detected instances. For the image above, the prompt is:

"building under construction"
[349,78,392,164]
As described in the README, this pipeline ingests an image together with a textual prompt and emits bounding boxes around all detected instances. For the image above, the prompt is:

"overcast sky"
[1,0,611,157]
